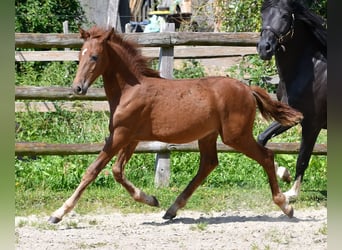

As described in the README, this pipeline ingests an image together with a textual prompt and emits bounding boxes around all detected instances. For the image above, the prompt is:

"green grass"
[15,181,326,217]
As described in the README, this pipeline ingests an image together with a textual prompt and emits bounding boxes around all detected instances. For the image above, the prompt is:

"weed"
[319,223,328,235]
[77,242,108,249]
[65,220,79,229]
[88,219,98,226]
[30,221,57,231]
[190,222,208,231]
[16,219,28,228]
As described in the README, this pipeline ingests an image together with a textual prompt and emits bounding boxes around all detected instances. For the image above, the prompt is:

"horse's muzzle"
[257,40,274,60]
[73,83,88,95]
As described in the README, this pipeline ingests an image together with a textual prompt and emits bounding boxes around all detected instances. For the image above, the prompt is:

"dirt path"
[15,207,327,250]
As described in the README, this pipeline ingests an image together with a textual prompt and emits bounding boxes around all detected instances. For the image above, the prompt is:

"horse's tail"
[251,85,303,126]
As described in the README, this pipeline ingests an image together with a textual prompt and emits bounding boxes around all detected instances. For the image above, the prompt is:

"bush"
[15,0,85,33]
[227,55,278,93]
[174,59,207,79]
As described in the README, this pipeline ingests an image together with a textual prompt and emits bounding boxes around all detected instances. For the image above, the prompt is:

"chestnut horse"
[48,26,302,223]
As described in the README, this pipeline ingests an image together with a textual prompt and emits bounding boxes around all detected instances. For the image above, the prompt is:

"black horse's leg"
[284,124,321,201]
[257,121,292,146]
[257,122,293,182]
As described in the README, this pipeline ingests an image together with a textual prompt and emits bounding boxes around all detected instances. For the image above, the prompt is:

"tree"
[15,0,86,33]
[215,0,327,32]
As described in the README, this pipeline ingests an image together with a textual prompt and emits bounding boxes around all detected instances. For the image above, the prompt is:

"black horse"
[257,0,327,200]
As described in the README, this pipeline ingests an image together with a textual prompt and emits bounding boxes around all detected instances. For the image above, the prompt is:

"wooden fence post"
[63,21,70,51]
[154,22,175,188]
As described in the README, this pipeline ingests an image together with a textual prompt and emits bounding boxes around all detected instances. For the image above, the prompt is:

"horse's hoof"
[151,196,160,207]
[48,216,62,224]
[286,205,294,218]
[162,211,176,220]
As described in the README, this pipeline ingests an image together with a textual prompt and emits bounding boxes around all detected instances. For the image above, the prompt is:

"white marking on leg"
[284,178,302,201]
[81,48,88,56]
[274,162,291,182]
[50,194,79,221]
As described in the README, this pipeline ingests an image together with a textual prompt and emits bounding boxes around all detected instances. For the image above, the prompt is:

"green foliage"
[174,59,207,79]
[15,60,104,87]
[305,0,327,19]
[16,61,78,87]
[15,0,86,33]
[227,55,278,92]
[15,0,89,87]
[216,0,327,32]
[218,0,262,32]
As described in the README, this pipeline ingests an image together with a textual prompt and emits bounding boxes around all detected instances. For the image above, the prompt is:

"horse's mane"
[293,3,327,58]
[87,26,161,78]
[261,0,278,11]
[261,0,327,58]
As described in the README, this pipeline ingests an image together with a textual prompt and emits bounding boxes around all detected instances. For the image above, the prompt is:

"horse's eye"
[91,55,98,61]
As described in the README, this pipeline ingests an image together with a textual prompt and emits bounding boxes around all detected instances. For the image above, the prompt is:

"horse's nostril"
[265,43,271,52]
[74,85,83,94]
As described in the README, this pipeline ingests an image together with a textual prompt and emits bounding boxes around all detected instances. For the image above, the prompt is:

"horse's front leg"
[48,133,126,223]
[48,150,115,223]
[284,125,321,201]
[163,134,218,220]
[112,141,159,207]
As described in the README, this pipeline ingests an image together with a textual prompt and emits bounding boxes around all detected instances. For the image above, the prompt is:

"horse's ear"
[103,27,115,42]
[79,27,90,40]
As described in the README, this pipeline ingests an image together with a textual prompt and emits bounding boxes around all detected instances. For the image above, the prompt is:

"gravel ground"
[15,206,327,250]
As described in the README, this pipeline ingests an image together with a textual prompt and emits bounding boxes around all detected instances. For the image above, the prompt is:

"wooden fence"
[15,31,327,187]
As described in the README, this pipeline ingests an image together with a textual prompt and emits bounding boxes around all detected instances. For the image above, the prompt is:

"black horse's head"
[257,0,296,60]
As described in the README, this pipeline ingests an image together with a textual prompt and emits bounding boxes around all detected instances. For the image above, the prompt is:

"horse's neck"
[275,22,319,82]
[103,46,140,96]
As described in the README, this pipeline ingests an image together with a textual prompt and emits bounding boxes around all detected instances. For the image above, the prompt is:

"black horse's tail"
[251,85,303,126]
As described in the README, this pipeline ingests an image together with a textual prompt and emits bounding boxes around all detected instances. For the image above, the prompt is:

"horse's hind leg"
[163,133,219,220]
[112,142,159,207]
[224,134,293,218]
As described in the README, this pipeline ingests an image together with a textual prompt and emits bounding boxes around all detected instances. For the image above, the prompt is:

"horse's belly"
[147,106,218,143]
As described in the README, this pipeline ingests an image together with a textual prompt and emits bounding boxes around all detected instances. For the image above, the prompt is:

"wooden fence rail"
[15,141,327,156]
[15,86,106,101]
[15,46,257,62]
[15,32,259,48]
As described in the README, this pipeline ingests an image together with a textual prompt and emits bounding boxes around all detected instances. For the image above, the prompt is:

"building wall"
[78,0,130,32]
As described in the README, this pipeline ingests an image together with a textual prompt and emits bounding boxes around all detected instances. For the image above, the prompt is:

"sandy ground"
[15,206,326,250]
